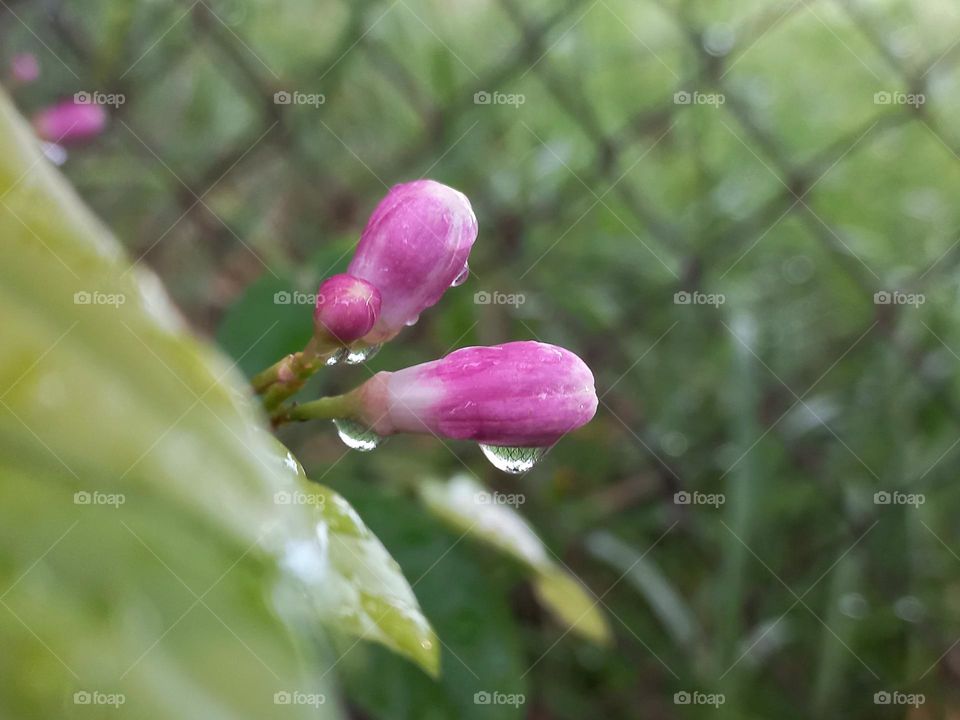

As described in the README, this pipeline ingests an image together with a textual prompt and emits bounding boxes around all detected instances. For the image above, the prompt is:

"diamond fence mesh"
[4,0,960,717]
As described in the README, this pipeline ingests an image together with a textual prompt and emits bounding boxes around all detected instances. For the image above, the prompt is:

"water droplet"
[333,419,382,451]
[703,23,735,57]
[838,592,869,619]
[451,263,470,287]
[41,142,68,166]
[479,445,545,474]
[894,596,924,623]
[325,348,347,366]
[404,315,419,327]
[343,344,381,365]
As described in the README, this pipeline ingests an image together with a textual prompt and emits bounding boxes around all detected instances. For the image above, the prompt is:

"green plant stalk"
[253,337,337,411]
[716,313,762,713]
[271,391,358,428]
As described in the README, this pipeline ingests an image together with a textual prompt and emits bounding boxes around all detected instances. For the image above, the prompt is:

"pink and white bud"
[313,273,381,345]
[10,53,39,85]
[352,341,597,447]
[32,99,107,145]
[347,179,478,343]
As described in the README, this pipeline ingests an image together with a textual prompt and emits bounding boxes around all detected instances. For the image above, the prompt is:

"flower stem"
[252,337,336,412]
[271,392,356,428]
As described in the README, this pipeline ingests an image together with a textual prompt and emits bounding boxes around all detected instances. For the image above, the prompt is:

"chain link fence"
[4,0,960,716]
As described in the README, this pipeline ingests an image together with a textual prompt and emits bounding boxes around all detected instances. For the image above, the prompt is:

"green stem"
[271,392,357,428]
[252,337,337,412]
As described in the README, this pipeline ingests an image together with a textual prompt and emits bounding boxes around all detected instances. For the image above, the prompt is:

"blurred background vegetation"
[4,0,960,717]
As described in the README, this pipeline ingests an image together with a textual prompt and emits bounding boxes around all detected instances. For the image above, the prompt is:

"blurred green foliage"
[4,0,960,718]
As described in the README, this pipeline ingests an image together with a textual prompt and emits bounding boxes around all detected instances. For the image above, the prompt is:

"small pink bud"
[353,341,597,447]
[10,53,39,85]
[347,179,478,343]
[32,99,108,145]
[313,273,381,345]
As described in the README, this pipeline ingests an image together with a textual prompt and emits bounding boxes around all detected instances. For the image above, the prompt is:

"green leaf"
[418,474,612,646]
[312,483,439,677]
[0,90,339,718]
[336,480,528,720]
[265,444,438,675]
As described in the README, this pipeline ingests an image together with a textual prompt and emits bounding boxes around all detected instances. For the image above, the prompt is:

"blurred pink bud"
[32,99,108,145]
[347,179,478,343]
[313,273,381,344]
[10,53,39,85]
[353,341,597,447]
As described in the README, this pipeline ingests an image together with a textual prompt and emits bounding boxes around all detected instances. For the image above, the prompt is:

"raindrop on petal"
[344,344,381,364]
[479,444,545,474]
[41,142,68,166]
[451,263,470,287]
[326,348,348,366]
[333,419,382,451]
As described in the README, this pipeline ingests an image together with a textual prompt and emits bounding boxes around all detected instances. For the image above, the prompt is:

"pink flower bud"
[347,179,478,343]
[32,99,108,145]
[10,53,39,85]
[353,341,597,447]
[313,273,381,344]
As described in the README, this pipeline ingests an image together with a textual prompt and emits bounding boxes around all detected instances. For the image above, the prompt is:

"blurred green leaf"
[266,431,438,676]
[0,90,339,718]
[586,530,699,648]
[418,474,611,645]
[336,479,527,720]
[310,482,440,677]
